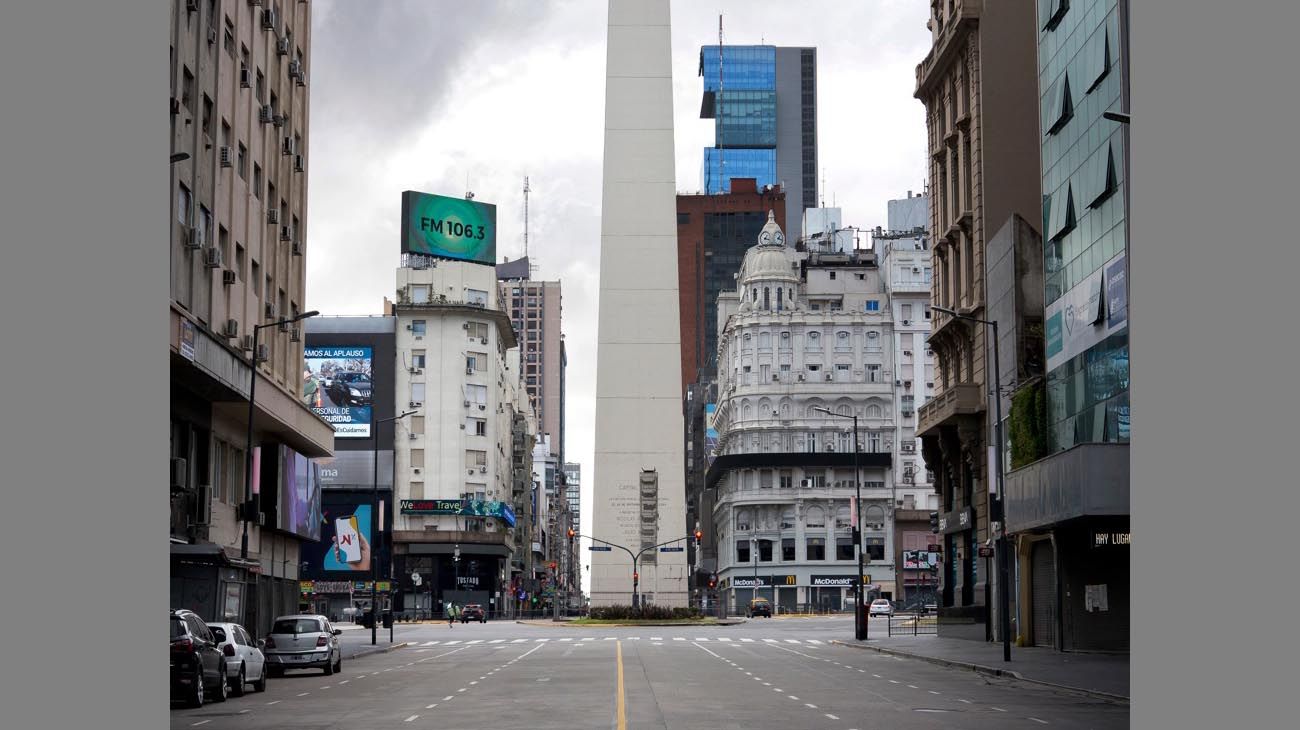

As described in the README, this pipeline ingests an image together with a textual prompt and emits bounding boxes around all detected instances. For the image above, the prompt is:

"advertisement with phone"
[324,504,370,572]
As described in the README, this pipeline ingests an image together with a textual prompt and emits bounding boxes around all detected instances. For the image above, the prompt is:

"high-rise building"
[169,0,332,638]
[699,44,818,217]
[677,178,788,389]
[591,0,689,607]
[914,0,1043,642]
[562,463,581,537]
[498,258,565,460]
[1003,0,1130,652]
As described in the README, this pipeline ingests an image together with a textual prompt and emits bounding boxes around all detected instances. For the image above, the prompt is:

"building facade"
[388,255,531,619]
[709,213,901,612]
[497,260,565,458]
[699,44,817,217]
[914,0,1042,642]
[590,0,690,607]
[1003,0,1131,652]
[170,0,333,638]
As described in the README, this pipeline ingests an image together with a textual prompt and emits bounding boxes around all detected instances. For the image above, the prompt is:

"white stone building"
[709,212,904,611]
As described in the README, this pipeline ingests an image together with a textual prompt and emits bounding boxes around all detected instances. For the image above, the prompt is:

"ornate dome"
[739,211,798,286]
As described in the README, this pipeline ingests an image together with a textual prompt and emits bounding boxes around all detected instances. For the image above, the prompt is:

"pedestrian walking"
[446,601,456,628]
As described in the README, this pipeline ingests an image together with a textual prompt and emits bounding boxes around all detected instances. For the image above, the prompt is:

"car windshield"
[170,617,186,639]
[272,618,322,634]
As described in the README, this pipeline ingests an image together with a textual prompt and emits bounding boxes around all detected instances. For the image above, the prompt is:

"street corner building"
[170,0,332,638]
[590,0,690,607]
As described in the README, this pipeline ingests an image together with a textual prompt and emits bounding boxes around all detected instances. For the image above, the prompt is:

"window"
[466,450,487,467]
[835,363,851,382]
[866,330,881,352]
[759,470,773,489]
[410,285,430,303]
[807,331,821,350]
[198,206,212,247]
[181,66,194,114]
[735,541,751,563]
[467,352,487,372]
[410,481,424,499]
[902,304,913,320]
[1046,183,1077,241]
[177,184,191,224]
[236,142,247,179]
[779,471,793,490]
[251,260,260,296]
[1085,142,1118,209]
[467,418,487,436]
[466,288,488,306]
[806,538,826,561]
[829,271,836,280]
[255,69,265,103]
[220,120,230,150]
[837,537,855,560]
[867,364,881,383]
[1043,72,1074,136]
[409,415,424,435]
[468,322,490,339]
[411,320,426,336]
[411,350,426,369]
[201,94,213,138]
[241,45,250,73]
[923,305,932,320]
[805,432,817,453]
[806,506,826,528]
[466,384,487,405]
[758,540,773,562]
[835,503,852,529]
[677,212,690,225]
[782,538,796,561]
[218,225,229,263]
[410,449,425,469]
[410,382,426,404]
[235,244,245,281]
[252,163,262,199]
[865,537,886,561]
[865,300,880,312]
[1039,0,1069,31]
[835,331,851,350]
[867,404,883,418]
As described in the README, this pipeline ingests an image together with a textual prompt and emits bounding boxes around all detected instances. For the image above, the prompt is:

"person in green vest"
[445,601,457,628]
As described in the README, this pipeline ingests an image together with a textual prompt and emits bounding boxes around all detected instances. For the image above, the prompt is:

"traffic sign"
[659,546,684,552]
[927,544,941,552]
[589,545,612,551]
[977,546,994,558]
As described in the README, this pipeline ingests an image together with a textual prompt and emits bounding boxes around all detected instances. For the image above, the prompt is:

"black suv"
[170,609,228,707]
[460,604,486,623]
[327,371,372,407]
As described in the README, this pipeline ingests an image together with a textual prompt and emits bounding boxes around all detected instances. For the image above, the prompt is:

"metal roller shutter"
[1031,541,1056,648]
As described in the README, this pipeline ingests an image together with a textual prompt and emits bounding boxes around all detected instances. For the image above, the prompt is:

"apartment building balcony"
[916,383,984,438]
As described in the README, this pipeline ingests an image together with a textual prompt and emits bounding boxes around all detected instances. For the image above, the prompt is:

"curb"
[829,640,1129,705]
[346,641,411,660]
[514,619,747,627]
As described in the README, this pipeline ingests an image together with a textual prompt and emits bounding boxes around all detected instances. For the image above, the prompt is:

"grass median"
[568,617,723,626]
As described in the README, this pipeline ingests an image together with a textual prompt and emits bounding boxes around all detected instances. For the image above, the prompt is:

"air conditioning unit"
[825,373,833,381]
[282,137,294,156]
[207,26,218,44]
[291,240,304,256]
[413,468,421,475]
[468,469,475,475]
[295,72,307,88]
[259,104,274,124]
[410,368,422,375]
[800,479,813,488]
[464,401,471,407]
[204,247,223,268]
[904,380,913,388]
[261,8,277,30]
[194,483,212,525]
[276,319,290,334]
[466,367,474,375]
[797,374,805,382]
[241,334,254,351]
[276,37,290,56]
[479,467,488,474]
[255,344,269,362]
[294,154,304,172]
[289,60,302,78]
[281,225,291,241]
[902,319,911,326]
[410,433,419,440]
[913,266,921,273]
[926,381,934,388]
[289,327,301,342]
[222,319,239,338]
[480,338,488,345]
[410,401,423,408]
[266,208,279,225]
[219,146,233,167]
[239,67,252,88]
[405,324,412,330]
[895,379,903,386]
[462,323,470,330]
[171,458,188,490]
[478,404,486,411]
[186,0,199,12]
[272,114,285,128]
[184,226,204,250]
[904,350,913,356]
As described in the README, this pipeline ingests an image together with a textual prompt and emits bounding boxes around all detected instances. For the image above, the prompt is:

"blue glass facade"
[1038,0,1128,452]
[699,45,775,92]
[703,148,777,194]
[714,90,777,147]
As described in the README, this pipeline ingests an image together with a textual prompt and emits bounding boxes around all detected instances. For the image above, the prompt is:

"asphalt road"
[172,616,1128,729]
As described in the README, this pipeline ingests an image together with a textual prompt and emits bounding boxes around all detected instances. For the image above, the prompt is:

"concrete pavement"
[173,617,1128,729]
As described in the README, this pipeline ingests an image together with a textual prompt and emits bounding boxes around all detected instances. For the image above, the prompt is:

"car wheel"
[212,663,228,703]
[334,655,342,673]
[323,656,335,676]
[230,664,246,697]
[252,665,267,693]
[187,670,205,708]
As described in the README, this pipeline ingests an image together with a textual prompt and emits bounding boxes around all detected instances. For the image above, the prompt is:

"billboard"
[315,450,394,489]
[902,551,940,570]
[399,499,517,528]
[299,491,394,580]
[278,446,322,541]
[1045,251,1127,372]
[401,190,497,265]
[304,346,373,439]
[704,403,719,468]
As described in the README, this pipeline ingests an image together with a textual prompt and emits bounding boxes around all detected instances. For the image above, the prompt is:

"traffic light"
[929,511,940,534]
[708,574,717,589]
[632,571,639,584]
[693,529,703,545]
[567,527,575,545]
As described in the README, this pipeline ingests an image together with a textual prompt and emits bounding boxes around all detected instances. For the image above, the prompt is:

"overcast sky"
[304,0,932,589]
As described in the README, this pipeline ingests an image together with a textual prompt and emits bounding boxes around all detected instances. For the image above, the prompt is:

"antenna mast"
[523,175,531,259]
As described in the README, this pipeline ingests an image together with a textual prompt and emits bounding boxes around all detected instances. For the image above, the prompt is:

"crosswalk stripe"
[490,639,505,644]
[465,640,483,644]
[604,637,616,640]
[444,640,461,645]
[784,639,800,644]
[511,638,528,643]
[534,638,550,642]
[694,637,709,642]
[718,637,733,642]
[807,639,824,644]
[421,641,440,646]
[741,638,755,643]
[650,637,663,641]
[763,639,778,643]
[673,637,686,641]
[558,638,574,642]
[581,637,595,641]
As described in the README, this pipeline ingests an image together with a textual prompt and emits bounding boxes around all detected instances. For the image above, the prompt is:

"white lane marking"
[465,640,483,645]
[773,688,783,692]
[805,703,818,709]
[404,715,419,722]
[692,641,725,659]
[719,637,733,642]
[490,639,505,644]
[695,637,709,641]
[534,638,550,643]
[426,703,438,709]
[825,714,840,720]
[457,688,467,693]
[889,680,900,684]
[1029,719,1050,725]
[479,676,487,680]
[929,690,941,695]
[741,638,755,642]
[384,668,394,672]
[653,642,663,646]
[745,671,753,675]
[191,722,210,727]
[651,637,664,641]
[784,639,801,644]
[673,637,686,641]
[339,680,349,684]
[321,685,332,689]
[763,639,778,643]
[808,639,824,644]
[415,649,431,653]
[788,695,799,701]
[297,692,310,696]
[470,681,479,685]
[239,710,250,714]
[511,638,528,643]
[628,636,641,640]
[443,696,454,701]
[443,640,461,646]
[857,669,866,673]
[266,700,281,705]
[958,699,972,704]
[992,707,1007,712]
[421,640,440,646]
[763,682,771,686]
[908,684,919,689]
[873,674,882,678]
[559,638,574,642]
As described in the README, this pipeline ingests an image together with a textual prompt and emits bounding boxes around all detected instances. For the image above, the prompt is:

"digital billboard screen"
[304,346,373,439]
[278,446,322,541]
[400,190,497,265]
[299,491,393,580]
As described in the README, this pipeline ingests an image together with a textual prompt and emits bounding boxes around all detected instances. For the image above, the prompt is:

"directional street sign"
[659,546,684,552]
[589,545,612,551]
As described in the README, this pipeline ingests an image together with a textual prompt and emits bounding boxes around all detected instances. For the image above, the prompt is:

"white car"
[208,622,268,696]
[263,614,343,676]
[869,599,895,617]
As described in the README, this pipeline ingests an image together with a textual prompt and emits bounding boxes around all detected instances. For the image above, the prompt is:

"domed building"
[704,211,903,614]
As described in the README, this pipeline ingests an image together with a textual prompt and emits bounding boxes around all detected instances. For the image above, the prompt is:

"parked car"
[460,604,486,623]
[208,622,268,696]
[263,615,342,676]
[747,597,772,618]
[170,609,228,708]
[327,371,372,407]
[869,599,895,617]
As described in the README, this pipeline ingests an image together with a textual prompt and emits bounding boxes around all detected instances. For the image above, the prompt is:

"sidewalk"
[832,635,1129,703]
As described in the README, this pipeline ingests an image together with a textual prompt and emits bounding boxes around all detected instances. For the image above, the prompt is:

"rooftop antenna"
[523,175,531,259]
[465,173,474,201]
[820,168,826,208]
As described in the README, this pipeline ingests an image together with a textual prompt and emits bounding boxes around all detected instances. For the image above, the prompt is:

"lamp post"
[370,409,416,645]
[813,406,867,640]
[933,305,1011,662]
[240,310,319,562]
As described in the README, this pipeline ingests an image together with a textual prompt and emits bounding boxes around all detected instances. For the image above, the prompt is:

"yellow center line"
[615,640,626,730]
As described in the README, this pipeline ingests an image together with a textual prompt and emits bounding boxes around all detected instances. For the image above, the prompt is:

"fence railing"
[886,611,938,636]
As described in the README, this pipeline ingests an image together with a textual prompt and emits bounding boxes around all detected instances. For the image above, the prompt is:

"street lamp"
[240,310,319,562]
[932,305,1012,663]
[370,408,417,645]
[812,405,867,641]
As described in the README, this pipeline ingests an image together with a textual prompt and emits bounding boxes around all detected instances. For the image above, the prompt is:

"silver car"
[207,622,268,696]
[263,615,342,676]
[869,599,895,617]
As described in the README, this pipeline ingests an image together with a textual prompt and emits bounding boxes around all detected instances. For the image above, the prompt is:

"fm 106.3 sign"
[400,190,497,265]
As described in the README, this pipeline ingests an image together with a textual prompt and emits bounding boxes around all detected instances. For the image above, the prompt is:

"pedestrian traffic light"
[929,511,940,533]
